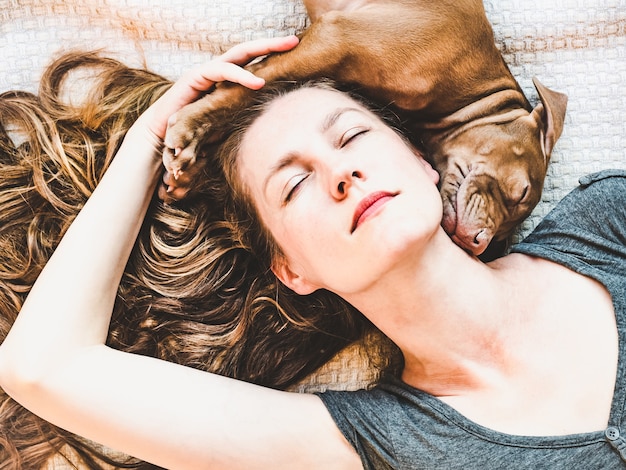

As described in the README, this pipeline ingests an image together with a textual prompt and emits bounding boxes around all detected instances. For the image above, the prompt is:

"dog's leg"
[162,6,441,188]
[161,13,358,187]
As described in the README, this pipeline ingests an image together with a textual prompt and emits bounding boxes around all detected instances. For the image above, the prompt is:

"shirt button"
[606,427,620,441]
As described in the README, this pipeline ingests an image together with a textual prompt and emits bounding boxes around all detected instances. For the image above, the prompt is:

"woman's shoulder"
[544,169,626,222]
[576,168,626,188]
[575,169,626,205]
[545,169,626,240]
[512,169,626,278]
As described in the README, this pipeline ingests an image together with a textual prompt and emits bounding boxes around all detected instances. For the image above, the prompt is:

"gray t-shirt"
[318,170,626,469]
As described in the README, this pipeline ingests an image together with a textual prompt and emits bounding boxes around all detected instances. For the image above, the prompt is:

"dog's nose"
[453,226,493,256]
[470,228,491,254]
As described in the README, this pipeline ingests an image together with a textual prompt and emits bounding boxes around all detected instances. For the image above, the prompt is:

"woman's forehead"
[238,88,359,188]
[264,86,361,120]
[246,87,377,148]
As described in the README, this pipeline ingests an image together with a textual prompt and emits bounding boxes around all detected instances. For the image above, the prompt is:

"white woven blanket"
[1,0,626,466]
[3,0,625,231]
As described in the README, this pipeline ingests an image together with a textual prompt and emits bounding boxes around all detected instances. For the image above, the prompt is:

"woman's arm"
[0,37,361,470]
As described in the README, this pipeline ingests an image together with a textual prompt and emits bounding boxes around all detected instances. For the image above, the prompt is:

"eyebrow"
[263,107,365,195]
[263,151,299,195]
[320,106,363,133]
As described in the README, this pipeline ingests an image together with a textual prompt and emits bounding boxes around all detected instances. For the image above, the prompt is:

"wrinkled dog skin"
[162,0,567,258]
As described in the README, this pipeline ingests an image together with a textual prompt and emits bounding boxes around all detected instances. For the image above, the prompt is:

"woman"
[0,38,382,468]
[0,36,625,469]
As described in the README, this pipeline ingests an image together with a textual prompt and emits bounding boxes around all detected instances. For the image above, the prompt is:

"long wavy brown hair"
[0,52,386,469]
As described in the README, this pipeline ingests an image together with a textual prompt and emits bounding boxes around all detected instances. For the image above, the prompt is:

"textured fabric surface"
[2,0,624,237]
[1,0,625,467]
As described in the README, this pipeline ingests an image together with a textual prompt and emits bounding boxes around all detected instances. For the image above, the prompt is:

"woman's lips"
[351,191,396,233]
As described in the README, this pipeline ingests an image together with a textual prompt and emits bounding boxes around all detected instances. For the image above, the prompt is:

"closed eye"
[340,127,369,148]
[283,173,309,203]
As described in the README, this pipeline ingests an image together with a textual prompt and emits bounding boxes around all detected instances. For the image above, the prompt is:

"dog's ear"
[530,77,568,158]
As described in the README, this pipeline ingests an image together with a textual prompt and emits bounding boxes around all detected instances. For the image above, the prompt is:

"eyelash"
[283,127,371,203]
[284,173,309,203]
[340,127,369,148]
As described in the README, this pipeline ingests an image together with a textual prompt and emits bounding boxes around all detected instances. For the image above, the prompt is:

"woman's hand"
[0,35,298,418]
[151,35,299,202]
[132,35,299,147]
[0,37,362,470]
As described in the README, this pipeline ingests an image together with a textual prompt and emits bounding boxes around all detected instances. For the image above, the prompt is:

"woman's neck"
[348,230,534,396]
[345,232,619,435]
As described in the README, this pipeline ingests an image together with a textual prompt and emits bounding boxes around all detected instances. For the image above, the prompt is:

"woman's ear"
[271,256,318,295]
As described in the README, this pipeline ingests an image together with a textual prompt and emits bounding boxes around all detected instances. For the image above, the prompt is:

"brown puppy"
[162,0,568,258]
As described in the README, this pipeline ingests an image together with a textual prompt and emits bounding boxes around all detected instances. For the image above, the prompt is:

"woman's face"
[238,87,443,297]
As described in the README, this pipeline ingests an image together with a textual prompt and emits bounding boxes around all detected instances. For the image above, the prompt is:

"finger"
[176,36,299,94]
[138,36,299,139]
[183,62,268,91]
[144,61,258,136]
[157,51,281,118]
[218,35,299,66]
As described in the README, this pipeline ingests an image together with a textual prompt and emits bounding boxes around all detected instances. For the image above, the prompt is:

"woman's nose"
[332,169,363,199]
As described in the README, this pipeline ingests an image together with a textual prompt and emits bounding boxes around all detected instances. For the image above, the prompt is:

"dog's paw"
[163,109,204,181]
[159,83,251,203]
[160,100,217,203]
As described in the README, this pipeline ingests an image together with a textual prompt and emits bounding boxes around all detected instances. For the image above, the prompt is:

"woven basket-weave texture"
[1,0,625,467]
